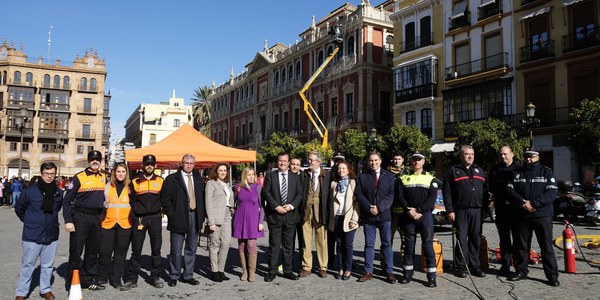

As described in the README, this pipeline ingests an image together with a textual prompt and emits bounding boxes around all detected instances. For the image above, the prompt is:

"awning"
[519,6,552,21]
[431,142,456,153]
[479,0,496,8]
[563,0,584,7]
[450,0,467,19]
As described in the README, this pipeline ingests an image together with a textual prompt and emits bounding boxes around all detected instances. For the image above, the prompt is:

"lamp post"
[14,107,30,179]
[57,136,64,178]
[368,128,378,152]
[522,102,540,148]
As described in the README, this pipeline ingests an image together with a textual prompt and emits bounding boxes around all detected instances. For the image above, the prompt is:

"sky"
[1,0,370,144]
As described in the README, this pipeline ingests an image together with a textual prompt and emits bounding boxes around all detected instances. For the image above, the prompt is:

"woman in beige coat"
[205,163,234,282]
[328,160,359,280]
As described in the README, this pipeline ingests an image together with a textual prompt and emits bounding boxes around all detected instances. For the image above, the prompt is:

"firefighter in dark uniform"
[122,154,165,290]
[443,145,487,278]
[488,146,520,275]
[507,149,559,286]
[396,152,438,287]
[63,150,107,290]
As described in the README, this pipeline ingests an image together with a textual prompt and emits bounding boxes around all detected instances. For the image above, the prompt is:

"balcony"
[395,83,438,103]
[102,133,110,143]
[78,85,98,93]
[7,99,35,109]
[103,110,110,117]
[443,106,574,137]
[478,0,502,21]
[77,106,98,114]
[327,116,337,128]
[446,52,509,80]
[519,40,554,63]
[38,128,68,138]
[400,33,433,54]
[76,131,96,140]
[448,11,471,31]
[341,113,354,127]
[39,102,70,112]
[4,126,34,138]
[42,83,71,90]
[7,78,35,87]
[562,26,600,54]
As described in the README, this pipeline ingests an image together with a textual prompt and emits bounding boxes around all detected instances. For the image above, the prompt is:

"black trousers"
[495,205,516,270]
[514,216,559,280]
[268,221,296,274]
[67,212,101,287]
[127,214,163,282]
[98,224,132,283]
[454,208,482,269]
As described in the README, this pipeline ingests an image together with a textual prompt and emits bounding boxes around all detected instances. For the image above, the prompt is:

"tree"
[570,98,600,165]
[191,86,212,135]
[260,132,301,166]
[452,118,529,170]
[381,123,432,160]
[297,139,334,163]
[337,129,368,164]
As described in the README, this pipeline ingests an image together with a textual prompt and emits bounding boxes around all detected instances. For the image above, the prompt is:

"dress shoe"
[358,272,373,282]
[15,296,25,300]
[319,270,328,278]
[299,270,311,278]
[508,273,527,282]
[168,279,177,287]
[386,273,397,284]
[181,278,200,285]
[341,274,351,281]
[219,272,230,281]
[548,279,560,287]
[282,272,299,280]
[151,278,164,289]
[471,269,486,278]
[264,273,276,282]
[399,276,412,284]
[425,278,437,288]
[41,291,56,300]
[456,268,467,278]
[212,272,223,282]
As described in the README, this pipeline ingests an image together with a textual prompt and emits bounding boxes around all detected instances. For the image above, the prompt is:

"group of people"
[1,175,24,207]
[13,144,561,299]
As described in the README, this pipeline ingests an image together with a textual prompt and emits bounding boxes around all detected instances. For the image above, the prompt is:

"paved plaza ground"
[1,206,599,300]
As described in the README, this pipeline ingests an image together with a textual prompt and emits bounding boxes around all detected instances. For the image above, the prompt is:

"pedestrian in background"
[14,162,62,300]
[11,177,23,208]
[205,163,234,282]
[232,167,264,282]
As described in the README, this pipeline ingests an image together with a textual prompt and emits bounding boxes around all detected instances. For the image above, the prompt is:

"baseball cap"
[87,150,102,162]
[143,154,157,165]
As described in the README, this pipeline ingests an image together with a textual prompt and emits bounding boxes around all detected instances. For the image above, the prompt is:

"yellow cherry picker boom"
[298,25,344,149]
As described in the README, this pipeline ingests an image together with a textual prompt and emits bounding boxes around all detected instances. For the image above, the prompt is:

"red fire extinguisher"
[563,221,576,273]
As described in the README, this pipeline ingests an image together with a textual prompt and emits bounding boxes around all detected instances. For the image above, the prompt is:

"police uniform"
[507,153,559,286]
[125,155,165,287]
[396,160,438,286]
[443,162,487,276]
[63,150,107,289]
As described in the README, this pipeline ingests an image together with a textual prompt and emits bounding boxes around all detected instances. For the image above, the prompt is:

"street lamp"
[14,107,30,179]
[57,137,64,178]
[522,102,540,148]
[367,128,378,152]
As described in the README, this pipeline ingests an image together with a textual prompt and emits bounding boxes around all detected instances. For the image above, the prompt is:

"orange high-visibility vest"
[102,184,132,229]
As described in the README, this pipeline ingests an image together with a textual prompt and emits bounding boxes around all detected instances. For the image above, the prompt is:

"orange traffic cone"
[69,269,83,300]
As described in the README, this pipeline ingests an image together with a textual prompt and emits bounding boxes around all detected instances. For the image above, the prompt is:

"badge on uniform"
[154,182,158,187]
[137,224,144,230]
[475,169,480,173]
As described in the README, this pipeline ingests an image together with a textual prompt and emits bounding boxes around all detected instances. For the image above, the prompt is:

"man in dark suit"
[161,154,206,287]
[356,151,396,283]
[262,152,304,282]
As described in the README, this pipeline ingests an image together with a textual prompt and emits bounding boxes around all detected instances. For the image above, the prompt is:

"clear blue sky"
[1,0,367,144]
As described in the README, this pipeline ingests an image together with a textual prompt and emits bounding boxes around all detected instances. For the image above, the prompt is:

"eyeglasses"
[42,172,56,177]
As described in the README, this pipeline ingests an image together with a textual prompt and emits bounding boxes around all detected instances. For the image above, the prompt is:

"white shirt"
[336,189,346,216]
[312,167,321,191]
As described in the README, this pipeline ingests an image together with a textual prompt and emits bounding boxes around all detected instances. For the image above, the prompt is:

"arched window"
[43,74,50,86]
[281,68,286,84]
[274,71,279,87]
[80,77,87,89]
[63,76,70,88]
[337,43,344,60]
[90,78,97,91]
[317,50,324,65]
[2,71,6,84]
[296,61,301,79]
[53,75,60,88]
[25,72,33,85]
[288,65,294,81]
[14,71,22,84]
[348,36,355,56]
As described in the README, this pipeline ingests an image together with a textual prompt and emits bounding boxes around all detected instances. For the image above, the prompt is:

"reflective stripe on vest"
[102,184,132,229]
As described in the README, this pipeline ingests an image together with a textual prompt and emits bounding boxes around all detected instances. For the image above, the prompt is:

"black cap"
[143,154,157,165]
[333,153,345,161]
[410,151,425,160]
[87,150,102,162]
[524,148,539,158]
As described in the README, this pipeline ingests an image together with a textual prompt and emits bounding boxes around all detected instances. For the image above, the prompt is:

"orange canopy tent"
[125,123,256,169]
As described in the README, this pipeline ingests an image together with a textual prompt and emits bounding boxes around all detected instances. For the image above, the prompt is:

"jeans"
[12,192,21,208]
[16,240,58,297]
[363,221,393,273]
[333,216,356,272]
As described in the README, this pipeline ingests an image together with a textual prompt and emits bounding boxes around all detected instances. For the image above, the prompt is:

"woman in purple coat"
[232,167,264,282]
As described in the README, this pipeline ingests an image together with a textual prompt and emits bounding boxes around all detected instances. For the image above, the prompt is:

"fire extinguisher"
[563,221,576,273]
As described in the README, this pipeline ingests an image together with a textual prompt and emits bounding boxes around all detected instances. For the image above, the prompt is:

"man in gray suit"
[262,152,304,282]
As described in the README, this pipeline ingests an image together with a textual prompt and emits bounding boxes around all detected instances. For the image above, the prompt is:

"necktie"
[375,172,379,187]
[187,174,196,210]
[281,173,288,204]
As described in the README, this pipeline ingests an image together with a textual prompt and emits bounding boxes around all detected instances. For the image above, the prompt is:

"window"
[77,145,84,154]
[484,33,502,65]
[83,98,92,112]
[331,97,338,117]
[25,72,33,85]
[394,58,437,93]
[317,50,324,66]
[82,124,91,138]
[14,71,21,84]
[283,111,289,129]
[44,74,50,86]
[345,93,354,114]
[453,43,470,77]
[293,108,300,127]
[174,119,181,127]
[42,144,63,153]
[451,0,468,19]
[317,101,324,119]
[347,36,355,56]
[22,143,29,152]
[405,22,416,51]
[149,134,157,145]
[87,146,94,154]
[406,111,416,126]
[80,77,87,89]
[53,75,60,88]
[90,78,97,91]
[296,61,301,79]
[274,71,279,87]
[420,16,432,46]
[39,112,68,131]
[380,92,391,123]
[63,76,70,88]
[288,65,294,82]
[273,114,279,130]
[10,142,17,151]
[528,16,549,52]
[572,1,595,42]
[421,108,432,137]
[9,88,34,101]
[281,68,286,84]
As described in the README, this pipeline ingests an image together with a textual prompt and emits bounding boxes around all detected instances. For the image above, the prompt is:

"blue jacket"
[11,179,23,193]
[356,169,395,224]
[15,183,63,244]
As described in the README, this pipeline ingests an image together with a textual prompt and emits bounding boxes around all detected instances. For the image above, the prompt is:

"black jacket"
[443,163,488,213]
[489,161,521,210]
[507,162,558,218]
[161,168,206,233]
[261,170,304,225]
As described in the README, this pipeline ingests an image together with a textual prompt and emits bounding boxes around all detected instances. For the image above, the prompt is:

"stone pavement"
[1,206,599,300]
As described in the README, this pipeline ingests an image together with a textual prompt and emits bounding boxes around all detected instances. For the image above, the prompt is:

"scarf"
[388,166,403,175]
[337,176,350,193]
[38,179,57,214]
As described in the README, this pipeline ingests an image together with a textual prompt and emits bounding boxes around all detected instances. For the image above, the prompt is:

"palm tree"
[191,86,212,135]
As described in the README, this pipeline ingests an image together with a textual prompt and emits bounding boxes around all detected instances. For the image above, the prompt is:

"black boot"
[219,272,230,281]
[426,272,437,288]
[212,272,223,282]
[400,269,413,284]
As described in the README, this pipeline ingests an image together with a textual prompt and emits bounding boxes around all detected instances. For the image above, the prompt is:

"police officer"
[488,146,520,275]
[122,154,165,290]
[64,150,107,291]
[443,145,487,278]
[507,149,559,286]
[396,152,438,287]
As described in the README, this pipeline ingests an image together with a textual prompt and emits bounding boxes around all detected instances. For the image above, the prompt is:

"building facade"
[124,90,193,149]
[0,38,110,178]
[208,1,395,150]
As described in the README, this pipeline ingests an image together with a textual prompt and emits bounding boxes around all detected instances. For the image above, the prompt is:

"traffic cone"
[69,269,83,300]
